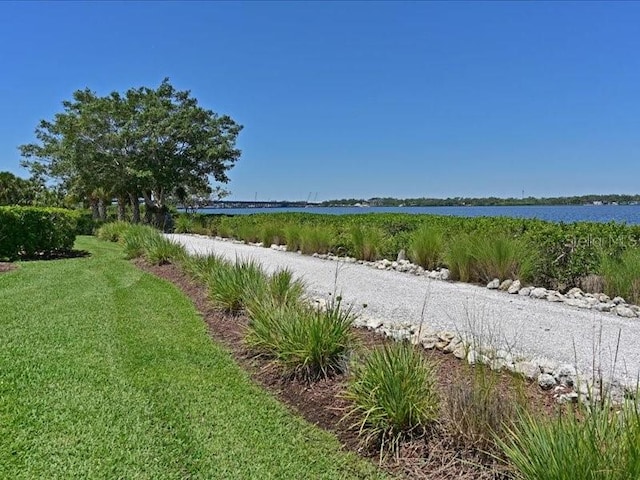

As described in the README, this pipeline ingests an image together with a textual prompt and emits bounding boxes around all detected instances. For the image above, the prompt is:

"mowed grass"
[0,236,384,479]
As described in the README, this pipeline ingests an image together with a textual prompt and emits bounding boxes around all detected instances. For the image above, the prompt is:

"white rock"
[489,359,508,371]
[565,298,590,309]
[443,337,463,353]
[532,357,558,374]
[538,373,557,390]
[487,278,500,289]
[547,292,565,302]
[594,302,614,312]
[530,287,548,299]
[507,280,522,294]
[612,296,627,305]
[438,331,456,342]
[391,261,399,269]
[495,349,514,364]
[514,361,540,380]
[467,350,483,365]
[518,286,533,296]
[499,279,513,291]
[439,268,450,281]
[554,364,577,387]
[567,287,584,299]
[453,345,467,359]
[396,249,407,261]
[615,305,637,318]
[556,392,579,404]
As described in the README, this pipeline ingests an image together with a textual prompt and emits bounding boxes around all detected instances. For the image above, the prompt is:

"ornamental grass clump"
[471,235,531,283]
[601,249,640,304]
[350,225,384,261]
[182,253,229,283]
[207,258,267,313]
[284,224,302,252]
[445,235,474,282]
[261,224,284,247]
[246,297,355,381]
[408,225,443,270]
[443,364,520,454]
[266,268,305,307]
[96,221,131,242]
[174,215,194,234]
[120,224,159,259]
[500,400,640,480]
[234,223,260,244]
[142,235,187,265]
[300,226,333,255]
[343,342,439,456]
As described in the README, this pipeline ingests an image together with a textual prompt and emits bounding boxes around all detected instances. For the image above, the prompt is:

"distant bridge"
[197,200,320,209]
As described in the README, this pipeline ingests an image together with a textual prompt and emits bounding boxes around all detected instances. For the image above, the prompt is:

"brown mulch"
[136,259,561,479]
[0,262,17,273]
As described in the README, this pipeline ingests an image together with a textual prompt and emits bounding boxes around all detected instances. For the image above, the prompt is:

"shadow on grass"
[15,249,91,262]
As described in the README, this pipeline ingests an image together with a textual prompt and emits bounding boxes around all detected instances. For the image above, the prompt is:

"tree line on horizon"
[319,194,640,208]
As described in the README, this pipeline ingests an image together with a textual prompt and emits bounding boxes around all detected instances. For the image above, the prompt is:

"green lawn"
[0,236,384,479]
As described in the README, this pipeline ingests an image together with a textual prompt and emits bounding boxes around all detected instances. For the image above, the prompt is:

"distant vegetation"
[174,211,640,295]
[320,194,640,207]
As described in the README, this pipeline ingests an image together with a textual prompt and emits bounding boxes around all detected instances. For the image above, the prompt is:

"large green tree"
[21,79,242,225]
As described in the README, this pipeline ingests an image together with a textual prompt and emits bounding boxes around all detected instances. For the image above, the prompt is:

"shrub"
[500,401,640,480]
[300,226,333,255]
[601,249,640,304]
[350,225,384,261]
[246,297,355,380]
[0,206,79,260]
[96,221,132,242]
[75,210,100,235]
[207,258,267,313]
[408,225,443,270]
[343,342,439,454]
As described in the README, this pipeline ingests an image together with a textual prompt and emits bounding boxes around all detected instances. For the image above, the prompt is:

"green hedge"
[0,206,79,260]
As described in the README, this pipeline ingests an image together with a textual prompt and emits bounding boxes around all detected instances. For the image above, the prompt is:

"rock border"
[198,235,637,405]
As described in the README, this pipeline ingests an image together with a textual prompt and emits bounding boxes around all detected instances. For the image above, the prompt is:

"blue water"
[191,205,640,224]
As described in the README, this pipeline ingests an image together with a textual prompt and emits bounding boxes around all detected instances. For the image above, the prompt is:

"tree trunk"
[90,198,100,220]
[97,198,106,221]
[129,192,140,223]
[117,195,127,221]
[143,191,154,224]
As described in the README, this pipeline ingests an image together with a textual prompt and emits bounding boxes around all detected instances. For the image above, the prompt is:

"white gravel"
[168,234,640,386]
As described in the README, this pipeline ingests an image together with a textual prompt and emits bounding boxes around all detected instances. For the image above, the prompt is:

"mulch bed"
[136,259,560,479]
[0,262,17,273]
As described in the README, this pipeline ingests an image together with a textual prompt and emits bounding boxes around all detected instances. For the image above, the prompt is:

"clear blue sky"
[1,1,639,201]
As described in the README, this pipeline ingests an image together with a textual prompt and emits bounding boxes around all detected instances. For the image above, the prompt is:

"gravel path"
[168,234,640,386]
